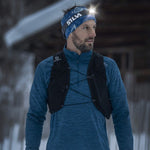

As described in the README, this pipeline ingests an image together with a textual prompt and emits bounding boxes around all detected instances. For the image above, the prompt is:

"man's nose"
[89,29,96,38]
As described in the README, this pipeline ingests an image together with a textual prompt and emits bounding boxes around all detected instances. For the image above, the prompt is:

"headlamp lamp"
[88,6,97,15]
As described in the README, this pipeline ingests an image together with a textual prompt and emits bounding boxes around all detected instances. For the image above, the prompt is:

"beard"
[72,32,94,53]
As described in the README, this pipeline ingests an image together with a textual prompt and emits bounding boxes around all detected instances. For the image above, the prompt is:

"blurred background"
[0,0,150,149]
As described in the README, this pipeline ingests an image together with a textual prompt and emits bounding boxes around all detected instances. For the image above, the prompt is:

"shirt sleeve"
[25,61,50,150]
[106,58,133,150]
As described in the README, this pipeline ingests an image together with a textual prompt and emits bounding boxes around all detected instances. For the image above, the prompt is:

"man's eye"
[83,26,89,30]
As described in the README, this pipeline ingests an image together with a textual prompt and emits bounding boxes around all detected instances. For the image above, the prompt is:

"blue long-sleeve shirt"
[25,47,133,150]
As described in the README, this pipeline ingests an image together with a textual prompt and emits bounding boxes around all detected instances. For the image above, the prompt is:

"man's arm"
[25,63,48,150]
[106,58,133,150]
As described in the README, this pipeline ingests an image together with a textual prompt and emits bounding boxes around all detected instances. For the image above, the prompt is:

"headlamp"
[61,6,97,39]
[61,9,91,37]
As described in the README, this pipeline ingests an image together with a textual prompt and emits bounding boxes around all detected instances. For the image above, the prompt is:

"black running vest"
[47,51,112,119]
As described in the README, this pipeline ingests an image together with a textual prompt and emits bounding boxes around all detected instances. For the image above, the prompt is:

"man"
[25,6,133,150]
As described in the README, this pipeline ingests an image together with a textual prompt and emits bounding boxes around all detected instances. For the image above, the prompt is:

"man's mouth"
[86,39,94,43]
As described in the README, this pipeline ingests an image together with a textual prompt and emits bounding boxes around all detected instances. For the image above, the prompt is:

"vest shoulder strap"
[87,52,112,119]
[47,51,70,113]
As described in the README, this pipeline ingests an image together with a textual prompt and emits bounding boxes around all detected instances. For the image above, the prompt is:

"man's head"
[61,6,97,53]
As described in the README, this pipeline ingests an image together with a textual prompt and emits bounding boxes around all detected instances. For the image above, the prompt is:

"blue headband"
[61,6,96,39]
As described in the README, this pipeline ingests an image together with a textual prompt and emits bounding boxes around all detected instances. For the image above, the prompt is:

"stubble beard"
[72,32,94,53]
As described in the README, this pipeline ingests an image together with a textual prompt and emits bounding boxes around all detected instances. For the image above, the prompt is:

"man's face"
[70,20,96,53]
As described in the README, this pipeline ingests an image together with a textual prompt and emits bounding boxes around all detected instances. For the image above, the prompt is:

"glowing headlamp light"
[88,6,97,15]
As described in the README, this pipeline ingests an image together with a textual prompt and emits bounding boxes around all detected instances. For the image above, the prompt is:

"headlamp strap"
[62,9,89,36]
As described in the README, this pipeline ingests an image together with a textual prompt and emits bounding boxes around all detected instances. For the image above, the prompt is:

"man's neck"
[66,43,81,55]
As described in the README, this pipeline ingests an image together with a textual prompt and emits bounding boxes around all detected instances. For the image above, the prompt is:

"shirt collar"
[63,46,93,63]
